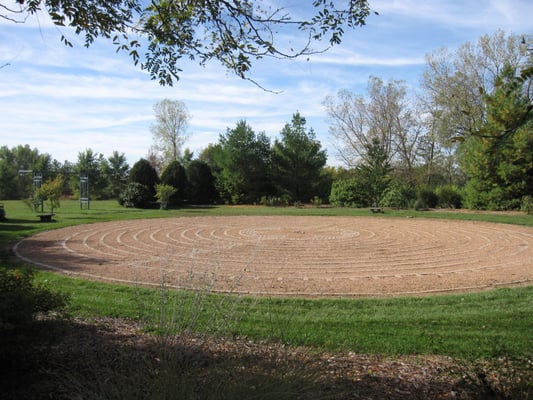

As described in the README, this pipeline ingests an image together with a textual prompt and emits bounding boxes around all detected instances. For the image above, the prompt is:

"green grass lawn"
[0,201,533,358]
[39,272,533,359]
[2,199,532,399]
[1,199,532,360]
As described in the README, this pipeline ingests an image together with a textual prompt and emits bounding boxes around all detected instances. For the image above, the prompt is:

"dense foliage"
[271,113,328,202]
[160,160,188,205]
[129,158,159,200]
[329,178,369,207]
[0,145,59,200]
[460,66,533,209]
[213,120,273,204]
[118,182,151,208]
[0,269,69,327]
[185,159,218,204]
[1,31,531,210]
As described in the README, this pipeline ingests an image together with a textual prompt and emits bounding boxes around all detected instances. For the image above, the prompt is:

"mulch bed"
[4,316,527,399]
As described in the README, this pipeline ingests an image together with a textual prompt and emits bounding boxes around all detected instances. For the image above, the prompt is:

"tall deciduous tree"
[0,147,20,200]
[271,113,327,202]
[325,77,422,179]
[0,145,54,199]
[214,120,271,204]
[150,99,190,166]
[4,1,374,85]
[422,30,530,144]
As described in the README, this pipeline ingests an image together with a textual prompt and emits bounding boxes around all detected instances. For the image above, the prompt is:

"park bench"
[37,213,55,222]
[370,207,383,213]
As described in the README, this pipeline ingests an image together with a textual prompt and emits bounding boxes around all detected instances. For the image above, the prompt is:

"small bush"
[436,185,462,209]
[462,179,489,210]
[119,182,152,208]
[414,199,428,211]
[380,182,415,209]
[310,196,322,207]
[260,195,291,207]
[416,186,438,209]
[0,269,69,328]
[329,178,369,207]
[521,195,533,214]
[154,183,177,210]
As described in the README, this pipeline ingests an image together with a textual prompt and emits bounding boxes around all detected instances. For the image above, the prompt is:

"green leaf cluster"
[154,183,177,209]
[34,175,64,212]
[11,1,373,85]
[272,113,327,202]
[460,66,533,209]
[214,120,272,204]
[0,268,69,328]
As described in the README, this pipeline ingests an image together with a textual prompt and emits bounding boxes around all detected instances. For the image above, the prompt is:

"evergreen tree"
[129,158,159,201]
[358,138,392,207]
[70,149,107,200]
[460,65,533,209]
[101,151,129,200]
[214,120,272,204]
[160,160,188,205]
[271,113,327,202]
[186,160,218,204]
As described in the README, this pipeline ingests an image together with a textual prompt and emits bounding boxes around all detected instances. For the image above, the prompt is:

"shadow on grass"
[0,218,39,229]
[3,317,526,400]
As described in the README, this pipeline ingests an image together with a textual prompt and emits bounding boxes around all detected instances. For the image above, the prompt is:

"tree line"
[326,30,532,211]
[1,31,531,211]
[0,112,330,208]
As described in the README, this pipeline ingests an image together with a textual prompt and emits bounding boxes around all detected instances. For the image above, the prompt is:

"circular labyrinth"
[14,216,533,297]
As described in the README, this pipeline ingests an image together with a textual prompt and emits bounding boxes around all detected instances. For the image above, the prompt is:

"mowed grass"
[1,199,532,360]
[38,273,533,359]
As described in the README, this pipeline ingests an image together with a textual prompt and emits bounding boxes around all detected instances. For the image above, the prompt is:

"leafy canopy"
[215,120,271,204]
[4,0,374,85]
[34,174,64,212]
[460,65,533,210]
[272,113,327,202]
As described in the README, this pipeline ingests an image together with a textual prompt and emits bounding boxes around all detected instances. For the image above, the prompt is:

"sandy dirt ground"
[14,216,533,297]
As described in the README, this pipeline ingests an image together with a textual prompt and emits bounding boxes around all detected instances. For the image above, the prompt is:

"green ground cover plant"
[1,200,532,398]
[0,268,69,328]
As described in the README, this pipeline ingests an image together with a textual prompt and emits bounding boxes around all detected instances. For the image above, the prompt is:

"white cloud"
[487,0,533,30]
[376,0,533,32]
[1,0,532,169]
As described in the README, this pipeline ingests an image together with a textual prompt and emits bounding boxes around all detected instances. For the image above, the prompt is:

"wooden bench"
[370,207,383,213]
[37,213,55,222]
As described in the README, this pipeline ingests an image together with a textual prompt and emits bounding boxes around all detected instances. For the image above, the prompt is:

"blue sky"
[1,0,532,167]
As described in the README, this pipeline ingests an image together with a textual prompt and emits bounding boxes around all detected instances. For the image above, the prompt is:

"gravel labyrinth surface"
[14,216,533,297]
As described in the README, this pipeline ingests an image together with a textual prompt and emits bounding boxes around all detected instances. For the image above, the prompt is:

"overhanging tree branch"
[3,0,375,86]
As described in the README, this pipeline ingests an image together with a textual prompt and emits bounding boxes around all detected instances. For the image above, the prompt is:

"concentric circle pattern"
[14,216,533,297]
